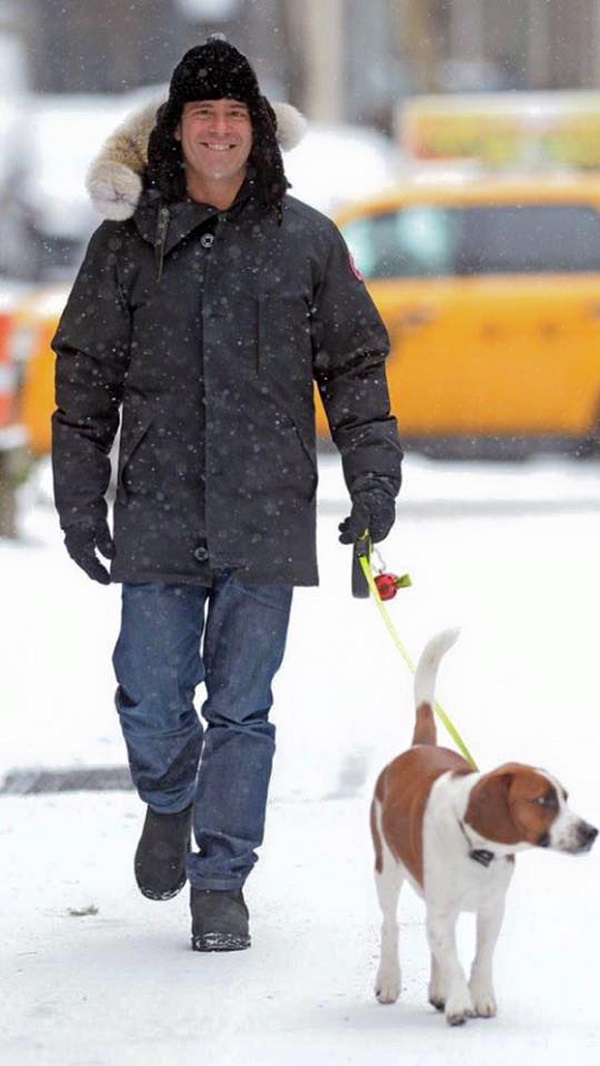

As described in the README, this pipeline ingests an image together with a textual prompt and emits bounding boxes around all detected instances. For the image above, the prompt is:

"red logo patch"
[348,252,364,282]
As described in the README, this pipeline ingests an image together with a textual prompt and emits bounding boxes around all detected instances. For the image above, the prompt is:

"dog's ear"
[463,764,524,845]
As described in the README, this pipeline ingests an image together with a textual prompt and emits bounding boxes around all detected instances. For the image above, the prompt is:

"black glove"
[338,489,396,544]
[64,520,115,585]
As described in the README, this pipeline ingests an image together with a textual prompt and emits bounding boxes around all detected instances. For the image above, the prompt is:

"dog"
[370,629,597,1026]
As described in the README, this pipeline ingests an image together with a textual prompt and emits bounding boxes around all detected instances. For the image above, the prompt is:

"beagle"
[370,629,597,1026]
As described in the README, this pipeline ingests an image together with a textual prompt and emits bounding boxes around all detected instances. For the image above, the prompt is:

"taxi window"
[343,204,600,278]
[343,208,458,278]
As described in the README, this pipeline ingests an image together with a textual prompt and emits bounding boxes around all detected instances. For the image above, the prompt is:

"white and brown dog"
[370,629,597,1026]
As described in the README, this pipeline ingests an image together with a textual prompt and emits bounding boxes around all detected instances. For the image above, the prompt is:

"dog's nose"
[580,823,598,850]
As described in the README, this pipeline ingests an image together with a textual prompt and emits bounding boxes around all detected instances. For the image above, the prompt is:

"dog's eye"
[535,793,558,810]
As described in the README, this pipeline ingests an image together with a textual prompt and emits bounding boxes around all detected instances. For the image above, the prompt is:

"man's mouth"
[202,143,236,152]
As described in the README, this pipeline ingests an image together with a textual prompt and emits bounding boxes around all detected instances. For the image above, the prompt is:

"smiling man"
[51,37,402,955]
[175,99,253,207]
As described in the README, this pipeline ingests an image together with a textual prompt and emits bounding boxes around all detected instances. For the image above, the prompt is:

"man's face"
[175,99,253,187]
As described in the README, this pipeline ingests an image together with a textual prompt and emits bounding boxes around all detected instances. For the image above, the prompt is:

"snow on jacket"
[52,122,402,587]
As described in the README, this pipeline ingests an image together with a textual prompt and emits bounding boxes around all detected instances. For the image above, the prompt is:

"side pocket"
[117,412,153,500]
[278,411,318,499]
[288,414,317,481]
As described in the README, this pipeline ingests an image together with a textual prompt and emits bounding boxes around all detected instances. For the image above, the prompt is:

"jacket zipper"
[154,205,170,282]
[256,296,262,375]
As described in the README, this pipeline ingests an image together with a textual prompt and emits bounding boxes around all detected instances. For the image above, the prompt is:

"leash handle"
[352,534,370,598]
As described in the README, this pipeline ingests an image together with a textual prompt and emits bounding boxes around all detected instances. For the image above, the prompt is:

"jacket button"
[193,546,209,562]
[200,233,214,249]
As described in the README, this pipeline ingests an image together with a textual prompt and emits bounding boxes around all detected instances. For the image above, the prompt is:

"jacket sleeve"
[51,223,132,530]
[311,223,403,499]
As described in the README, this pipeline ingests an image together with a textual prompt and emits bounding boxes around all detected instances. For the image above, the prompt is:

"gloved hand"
[338,489,396,545]
[64,520,115,585]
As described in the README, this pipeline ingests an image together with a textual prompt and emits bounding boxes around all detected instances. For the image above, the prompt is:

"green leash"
[357,549,478,770]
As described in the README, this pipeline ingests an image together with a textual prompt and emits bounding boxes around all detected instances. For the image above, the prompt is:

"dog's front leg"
[426,908,474,1025]
[428,953,445,1011]
[469,898,506,1018]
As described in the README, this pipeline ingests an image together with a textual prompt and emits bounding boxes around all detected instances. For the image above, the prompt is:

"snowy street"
[1,452,599,1064]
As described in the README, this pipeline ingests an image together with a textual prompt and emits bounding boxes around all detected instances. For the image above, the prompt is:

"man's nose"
[209,113,230,135]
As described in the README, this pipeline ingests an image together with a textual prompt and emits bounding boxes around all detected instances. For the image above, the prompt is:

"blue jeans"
[112,573,293,891]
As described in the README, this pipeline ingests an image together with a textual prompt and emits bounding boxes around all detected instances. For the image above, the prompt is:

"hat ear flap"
[249,96,289,209]
[146,103,186,201]
[262,96,278,129]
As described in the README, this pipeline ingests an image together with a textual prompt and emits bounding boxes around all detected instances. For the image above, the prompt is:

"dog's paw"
[471,993,497,1019]
[428,973,446,1012]
[445,1006,475,1027]
[375,965,401,1004]
[469,978,497,1018]
[444,989,476,1027]
[428,993,445,1012]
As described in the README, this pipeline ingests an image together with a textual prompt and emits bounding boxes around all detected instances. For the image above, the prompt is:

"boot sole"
[136,872,187,901]
[191,932,251,952]
[134,828,191,901]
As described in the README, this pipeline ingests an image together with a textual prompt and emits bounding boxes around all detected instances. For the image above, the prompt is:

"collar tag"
[459,821,495,868]
[469,848,495,868]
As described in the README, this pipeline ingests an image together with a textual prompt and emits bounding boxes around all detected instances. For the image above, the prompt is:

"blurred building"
[8,0,600,129]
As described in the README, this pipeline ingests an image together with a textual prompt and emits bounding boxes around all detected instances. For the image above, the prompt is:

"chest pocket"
[256,290,314,381]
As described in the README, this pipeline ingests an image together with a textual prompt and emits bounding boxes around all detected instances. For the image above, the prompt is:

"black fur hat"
[146,37,288,210]
[167,37,261,112]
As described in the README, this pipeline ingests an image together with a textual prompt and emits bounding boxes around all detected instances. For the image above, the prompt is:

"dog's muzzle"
[577,821,598,853]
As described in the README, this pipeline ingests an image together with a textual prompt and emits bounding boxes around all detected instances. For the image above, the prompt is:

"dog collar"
[459,821,496,868]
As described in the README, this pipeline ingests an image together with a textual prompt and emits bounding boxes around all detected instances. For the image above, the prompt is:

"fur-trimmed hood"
[86,97,306,222]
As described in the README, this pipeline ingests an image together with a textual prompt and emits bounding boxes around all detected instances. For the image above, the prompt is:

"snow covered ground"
[1,452,599,1065]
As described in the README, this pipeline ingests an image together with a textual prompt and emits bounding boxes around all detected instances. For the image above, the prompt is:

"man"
[52,37,402,952]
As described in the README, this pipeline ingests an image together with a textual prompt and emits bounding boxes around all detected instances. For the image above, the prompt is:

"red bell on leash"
[374,571,412,600]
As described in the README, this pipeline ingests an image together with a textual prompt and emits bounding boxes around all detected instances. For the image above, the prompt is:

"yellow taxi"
[324,175,600,455]
[10,175,600,460]
[9,285,69,457]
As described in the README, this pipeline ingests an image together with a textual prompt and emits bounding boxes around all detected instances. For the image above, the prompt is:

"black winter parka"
[52,184,402,586]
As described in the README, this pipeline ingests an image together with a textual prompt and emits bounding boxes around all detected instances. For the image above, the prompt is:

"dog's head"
[464,762,597,855]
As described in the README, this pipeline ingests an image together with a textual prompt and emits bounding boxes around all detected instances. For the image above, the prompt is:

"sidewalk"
[1,788,598,1066]
[2,454,599,1063]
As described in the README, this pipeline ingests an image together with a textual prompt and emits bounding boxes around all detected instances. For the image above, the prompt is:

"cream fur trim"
[86,98,307,221]
[273,102,307,152]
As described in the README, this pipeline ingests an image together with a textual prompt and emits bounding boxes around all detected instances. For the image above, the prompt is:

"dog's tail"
[412,628,460,746]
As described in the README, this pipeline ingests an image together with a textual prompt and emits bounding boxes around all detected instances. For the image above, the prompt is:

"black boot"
[190,888,251,952]
[134,805,192,900]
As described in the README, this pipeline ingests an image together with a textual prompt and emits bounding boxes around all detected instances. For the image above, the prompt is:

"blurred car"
[18,94,136,280]
[323,174,600,456]
[0,284,30,444]
[0,284,31,536]
[9,284,69,456]
[283,123,402,214]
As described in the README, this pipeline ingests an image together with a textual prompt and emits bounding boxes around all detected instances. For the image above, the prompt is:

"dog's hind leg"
[373,806,404,1004]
